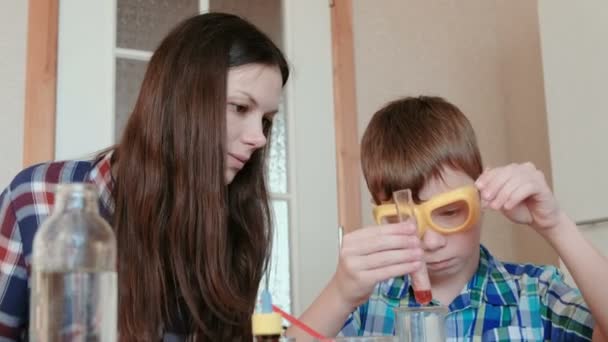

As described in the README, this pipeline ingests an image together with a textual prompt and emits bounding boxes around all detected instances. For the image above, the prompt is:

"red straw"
[272,304,327,340]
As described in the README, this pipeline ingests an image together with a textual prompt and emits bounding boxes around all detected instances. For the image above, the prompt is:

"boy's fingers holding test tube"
[363,261,423,285]
[334,222,424,307]
[359,247,424,270]
[353,224,422,273]
[341,222,420,256]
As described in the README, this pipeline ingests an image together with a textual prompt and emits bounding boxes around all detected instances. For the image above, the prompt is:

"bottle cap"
[252,311,282,336]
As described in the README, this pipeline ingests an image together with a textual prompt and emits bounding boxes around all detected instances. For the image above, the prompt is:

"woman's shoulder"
[7,159,95,192]
[1,158,99,255]
[2,158,97,221]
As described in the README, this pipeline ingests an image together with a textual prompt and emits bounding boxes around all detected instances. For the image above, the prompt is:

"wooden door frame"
[23,0,58,167]
[330,0,362,233]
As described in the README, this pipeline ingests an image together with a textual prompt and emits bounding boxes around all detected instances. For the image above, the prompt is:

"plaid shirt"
[340,245,595,341]
[0,154,114,341]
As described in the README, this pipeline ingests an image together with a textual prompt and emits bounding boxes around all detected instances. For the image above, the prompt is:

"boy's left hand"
[475,162,562,233]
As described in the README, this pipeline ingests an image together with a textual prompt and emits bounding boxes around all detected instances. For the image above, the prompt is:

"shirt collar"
[381,245,519,308]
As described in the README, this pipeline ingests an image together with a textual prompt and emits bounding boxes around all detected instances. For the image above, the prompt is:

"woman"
[0,12,289,341]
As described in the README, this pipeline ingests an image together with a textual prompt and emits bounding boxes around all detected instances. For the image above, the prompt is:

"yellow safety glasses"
[372,185,481,236]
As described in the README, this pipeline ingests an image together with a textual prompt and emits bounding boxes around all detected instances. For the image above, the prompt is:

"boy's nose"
[421,228,447,252]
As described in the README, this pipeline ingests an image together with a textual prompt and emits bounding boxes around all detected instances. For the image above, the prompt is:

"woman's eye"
[230,103,249,113]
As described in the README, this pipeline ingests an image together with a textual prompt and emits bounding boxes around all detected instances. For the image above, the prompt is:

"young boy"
[288,96,607,341]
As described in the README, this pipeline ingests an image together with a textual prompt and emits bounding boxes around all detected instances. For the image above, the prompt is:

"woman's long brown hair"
[111,13,289,340]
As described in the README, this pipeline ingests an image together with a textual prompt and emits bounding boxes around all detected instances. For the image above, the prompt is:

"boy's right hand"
[331,222,423,310]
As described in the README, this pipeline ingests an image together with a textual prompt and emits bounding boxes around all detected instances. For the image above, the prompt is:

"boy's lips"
[427,257,455,271]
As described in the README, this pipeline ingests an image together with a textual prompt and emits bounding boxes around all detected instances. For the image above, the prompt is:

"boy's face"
[416,167,481,282]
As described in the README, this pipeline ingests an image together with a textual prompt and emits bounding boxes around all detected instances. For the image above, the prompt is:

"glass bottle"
[29,183,117,341]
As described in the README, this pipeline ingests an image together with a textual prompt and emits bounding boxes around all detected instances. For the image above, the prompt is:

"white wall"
[538,0,608,224]
[0,1,27,187]
[55,0,115,161]
[283,0,339,315]
[495,1,555,264]
[538,0,608,280]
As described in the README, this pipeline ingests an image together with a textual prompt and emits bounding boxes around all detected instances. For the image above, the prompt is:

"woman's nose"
[243,120,267,148]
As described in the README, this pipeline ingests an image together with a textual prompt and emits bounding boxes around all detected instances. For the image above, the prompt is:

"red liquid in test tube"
[414,289,432,305]
[411,263,432,305]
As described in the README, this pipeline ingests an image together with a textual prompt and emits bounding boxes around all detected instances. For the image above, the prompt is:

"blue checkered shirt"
[340,245,594,341]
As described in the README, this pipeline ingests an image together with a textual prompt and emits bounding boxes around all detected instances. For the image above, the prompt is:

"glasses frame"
[372,185,481,236]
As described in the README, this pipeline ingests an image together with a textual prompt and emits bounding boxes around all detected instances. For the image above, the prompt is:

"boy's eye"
[438,209,460,217]
[431,200,470,229]
[432,202,468,219]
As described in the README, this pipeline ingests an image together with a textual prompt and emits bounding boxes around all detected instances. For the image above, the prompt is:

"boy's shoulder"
[493,258,574,298]
[500,261,561,279]
[481,245,564,283]
[480,245,575,302]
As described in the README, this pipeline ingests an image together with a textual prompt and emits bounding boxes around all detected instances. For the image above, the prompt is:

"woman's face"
[224,63,283,184]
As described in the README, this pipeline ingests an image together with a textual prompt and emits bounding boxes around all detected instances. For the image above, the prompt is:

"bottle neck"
[54,183,99,214]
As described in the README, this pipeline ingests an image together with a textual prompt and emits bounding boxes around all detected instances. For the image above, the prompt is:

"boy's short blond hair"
[361,96,483,203]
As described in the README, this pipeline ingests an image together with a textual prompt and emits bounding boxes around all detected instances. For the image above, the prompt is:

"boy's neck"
[428,251,480,306]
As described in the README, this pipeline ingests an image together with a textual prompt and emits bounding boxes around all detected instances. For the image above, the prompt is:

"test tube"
[392,189,432,305]
[411,264,432,305]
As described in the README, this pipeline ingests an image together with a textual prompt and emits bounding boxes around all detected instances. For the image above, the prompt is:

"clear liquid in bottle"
[29,183,117,342]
